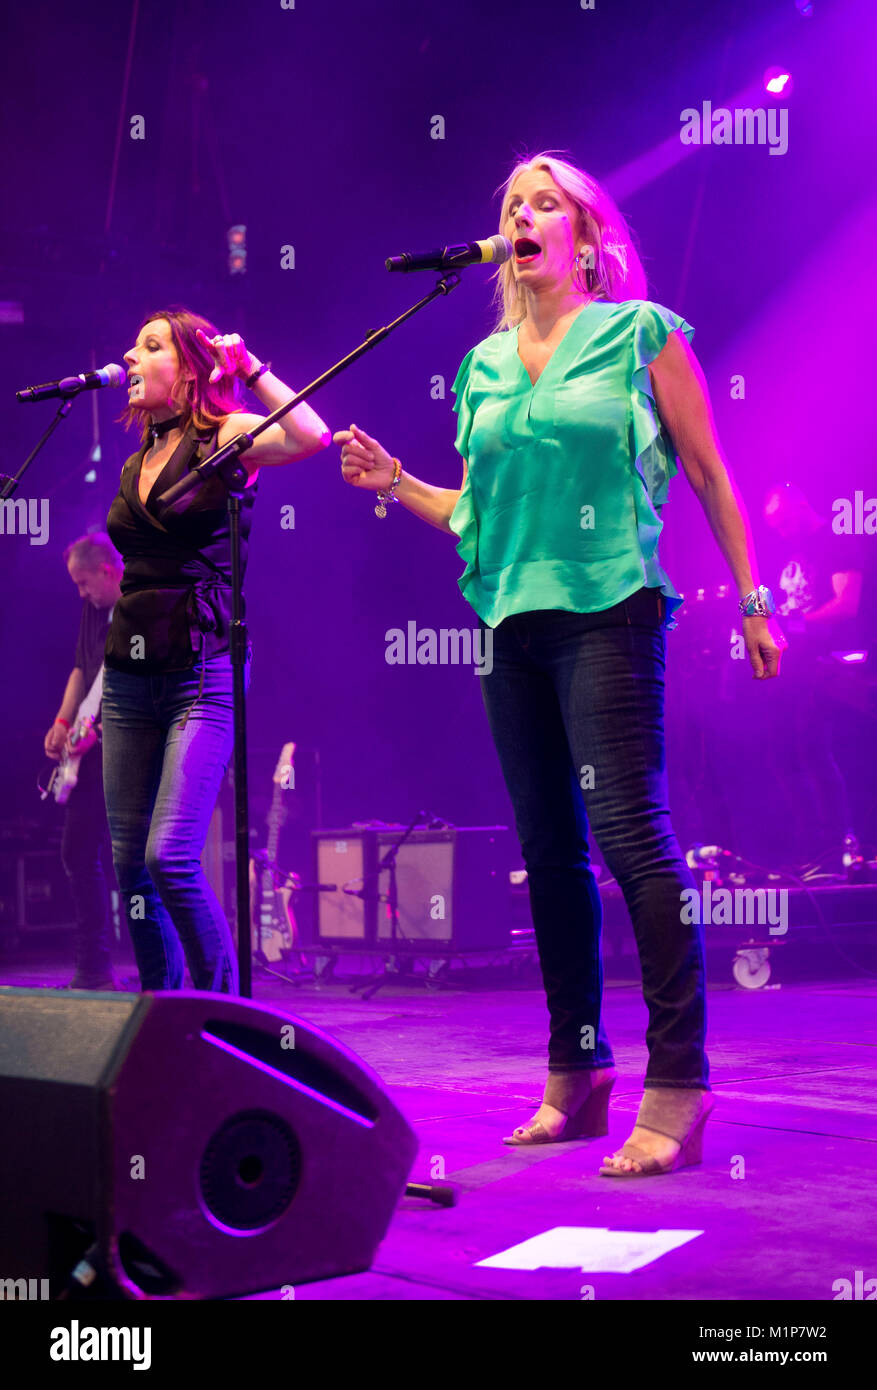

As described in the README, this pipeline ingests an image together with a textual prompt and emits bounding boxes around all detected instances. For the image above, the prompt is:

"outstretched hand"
[333,423,396,492]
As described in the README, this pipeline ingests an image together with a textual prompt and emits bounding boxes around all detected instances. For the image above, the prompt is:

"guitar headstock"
[273,742,296,791]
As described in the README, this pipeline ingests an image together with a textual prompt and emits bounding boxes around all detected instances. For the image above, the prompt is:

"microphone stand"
[1,396,78,500]
[351,815,421,1001]
[155,272,462,997]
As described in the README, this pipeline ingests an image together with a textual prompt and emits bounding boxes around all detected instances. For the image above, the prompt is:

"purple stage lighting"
[764,66,793,96]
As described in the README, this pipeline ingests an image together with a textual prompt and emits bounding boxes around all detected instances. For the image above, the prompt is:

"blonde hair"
[492,152,648,330]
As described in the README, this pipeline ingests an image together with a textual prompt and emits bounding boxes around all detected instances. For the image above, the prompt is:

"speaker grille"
[199,1110,301,1231]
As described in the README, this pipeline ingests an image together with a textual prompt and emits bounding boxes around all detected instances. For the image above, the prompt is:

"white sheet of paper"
[476,1226,703,1273]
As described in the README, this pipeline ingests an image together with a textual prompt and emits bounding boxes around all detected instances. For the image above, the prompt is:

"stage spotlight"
[227,224,247,275]
[763,66,793,97]
[794,0,813,17]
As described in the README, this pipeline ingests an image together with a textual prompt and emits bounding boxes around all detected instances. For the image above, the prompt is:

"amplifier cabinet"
[312,826,514,951]
[0,850,74,931]
[312,830,374,944]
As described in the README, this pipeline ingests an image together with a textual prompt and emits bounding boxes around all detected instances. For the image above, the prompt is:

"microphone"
[16,363,126,403]
[386,234,513,274]
[341,884,387,903]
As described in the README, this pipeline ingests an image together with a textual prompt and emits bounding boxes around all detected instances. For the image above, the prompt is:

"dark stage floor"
[254,973,877,1302]
[5,953,875,1302]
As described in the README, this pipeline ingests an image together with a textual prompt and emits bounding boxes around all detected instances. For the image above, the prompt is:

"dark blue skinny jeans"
[479,587,709,1089]
[101,652,248,993]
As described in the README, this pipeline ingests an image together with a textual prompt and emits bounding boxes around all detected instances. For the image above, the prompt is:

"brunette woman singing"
[103,307,329,993]
[335,154,785,1177]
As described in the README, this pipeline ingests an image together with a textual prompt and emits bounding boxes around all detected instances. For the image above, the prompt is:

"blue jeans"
[101,653,249,993]
[480,588,708,1089]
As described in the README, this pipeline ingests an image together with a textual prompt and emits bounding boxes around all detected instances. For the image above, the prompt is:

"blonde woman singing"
[335,154,784,1177]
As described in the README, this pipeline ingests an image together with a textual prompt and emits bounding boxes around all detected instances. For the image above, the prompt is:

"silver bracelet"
[738,585,776,617]
[375,458,403,518]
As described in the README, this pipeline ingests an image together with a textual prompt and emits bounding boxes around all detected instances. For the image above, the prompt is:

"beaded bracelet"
[375,458,403,518]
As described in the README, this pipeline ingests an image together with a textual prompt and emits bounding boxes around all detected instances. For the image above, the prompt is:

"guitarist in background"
[762,482,865,868]
[43,532,122,989]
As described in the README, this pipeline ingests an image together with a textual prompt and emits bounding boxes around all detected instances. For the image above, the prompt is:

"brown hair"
[120,306,242,445]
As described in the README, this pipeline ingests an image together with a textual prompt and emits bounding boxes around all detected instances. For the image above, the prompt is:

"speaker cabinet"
[0,850,74,931]
[312,830,372,942]
[0,988,418,1299]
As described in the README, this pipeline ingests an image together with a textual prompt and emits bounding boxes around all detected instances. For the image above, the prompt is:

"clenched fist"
[333,424,396,493]
[195,329,257,385]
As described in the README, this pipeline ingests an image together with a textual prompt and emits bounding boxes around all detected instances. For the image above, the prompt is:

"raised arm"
[198,330,331,469]
[334,424,465,533]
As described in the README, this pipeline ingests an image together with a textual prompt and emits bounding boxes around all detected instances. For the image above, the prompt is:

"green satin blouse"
[448,298,694,628]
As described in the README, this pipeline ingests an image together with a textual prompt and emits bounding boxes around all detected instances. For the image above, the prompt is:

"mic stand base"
[347,816,420,999]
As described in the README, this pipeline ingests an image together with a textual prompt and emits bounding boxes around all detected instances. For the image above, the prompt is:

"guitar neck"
[266,786,283,860]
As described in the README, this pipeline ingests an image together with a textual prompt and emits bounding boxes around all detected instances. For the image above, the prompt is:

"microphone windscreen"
[485,235,513,265]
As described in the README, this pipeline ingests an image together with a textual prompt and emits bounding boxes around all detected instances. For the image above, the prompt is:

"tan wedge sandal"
[599,1087,714,1177]
[503,1067,617,1146]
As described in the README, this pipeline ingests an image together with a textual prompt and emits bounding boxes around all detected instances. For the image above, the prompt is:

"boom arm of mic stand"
[156,271,462,513]
[2,396,77,501]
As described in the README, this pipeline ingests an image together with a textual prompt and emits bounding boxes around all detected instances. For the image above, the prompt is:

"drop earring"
[575,248,597,294]
[578,247,597,294]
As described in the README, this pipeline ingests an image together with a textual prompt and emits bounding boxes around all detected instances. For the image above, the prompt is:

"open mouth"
[514,237,542,264]
[128,373,144,397]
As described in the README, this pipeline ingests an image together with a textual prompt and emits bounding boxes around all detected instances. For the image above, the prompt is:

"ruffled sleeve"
[630,301,694,504]
[451,348,476,460]
[629,301,694,627]
[448,348,479,578]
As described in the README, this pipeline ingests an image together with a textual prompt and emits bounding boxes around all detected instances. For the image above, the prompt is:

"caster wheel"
[733,947,771,989]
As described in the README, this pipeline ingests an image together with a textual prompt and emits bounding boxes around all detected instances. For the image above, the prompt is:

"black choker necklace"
[149,414,184,441]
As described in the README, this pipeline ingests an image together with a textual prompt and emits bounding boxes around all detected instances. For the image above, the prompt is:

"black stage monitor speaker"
[0,987,418,1299]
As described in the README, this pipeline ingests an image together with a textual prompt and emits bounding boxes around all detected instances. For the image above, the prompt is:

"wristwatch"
[738,585,776,617]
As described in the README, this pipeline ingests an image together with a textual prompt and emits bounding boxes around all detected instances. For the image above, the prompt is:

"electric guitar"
[248,741,299,962]
[40,664,104,804]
